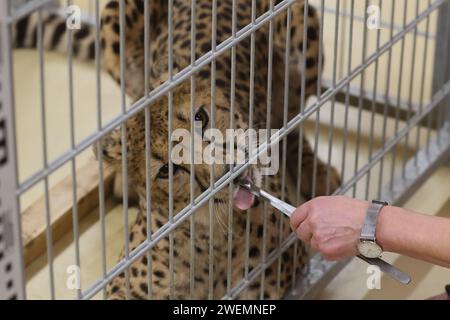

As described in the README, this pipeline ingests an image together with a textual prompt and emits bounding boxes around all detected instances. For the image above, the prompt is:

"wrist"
[375,205,401,253]
[357,200,387,258]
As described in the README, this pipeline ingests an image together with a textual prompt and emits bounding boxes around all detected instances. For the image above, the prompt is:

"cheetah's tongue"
[234,186,255,211]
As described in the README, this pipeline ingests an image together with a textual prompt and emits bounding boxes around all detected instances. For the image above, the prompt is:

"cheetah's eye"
[156,164,179,179]
[195,107,209,131]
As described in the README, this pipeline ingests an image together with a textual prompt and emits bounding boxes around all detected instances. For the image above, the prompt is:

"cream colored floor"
[14,50,125,211]
[15,1,450,300]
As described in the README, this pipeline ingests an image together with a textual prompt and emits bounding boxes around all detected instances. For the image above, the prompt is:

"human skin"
[290,196,450,268]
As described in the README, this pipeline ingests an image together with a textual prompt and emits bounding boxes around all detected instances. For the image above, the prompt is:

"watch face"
[357,241,382,258]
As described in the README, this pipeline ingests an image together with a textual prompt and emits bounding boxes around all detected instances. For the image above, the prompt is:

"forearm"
[377,205,450,268]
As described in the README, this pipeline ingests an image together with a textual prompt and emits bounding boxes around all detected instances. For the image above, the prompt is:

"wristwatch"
[357,200,388,258]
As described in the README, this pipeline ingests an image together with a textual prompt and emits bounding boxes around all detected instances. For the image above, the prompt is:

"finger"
[310,237,319,251]
[290,201,311,231]
[296,221,313,245]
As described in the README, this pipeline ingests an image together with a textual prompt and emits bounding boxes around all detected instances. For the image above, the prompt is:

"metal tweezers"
[238,180,412,285]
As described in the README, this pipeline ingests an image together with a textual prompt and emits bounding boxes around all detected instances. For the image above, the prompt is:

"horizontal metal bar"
[5,0,56,24]
[381,123,450,205]
[321,79,416,122]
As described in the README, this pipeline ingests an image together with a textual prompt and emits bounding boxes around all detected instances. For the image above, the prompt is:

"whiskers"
[212,198,234,237]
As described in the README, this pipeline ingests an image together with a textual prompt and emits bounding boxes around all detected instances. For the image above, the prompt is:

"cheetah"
[98,0,341,299]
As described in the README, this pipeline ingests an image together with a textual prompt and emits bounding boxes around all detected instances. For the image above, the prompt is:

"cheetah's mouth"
[233,176,255,211]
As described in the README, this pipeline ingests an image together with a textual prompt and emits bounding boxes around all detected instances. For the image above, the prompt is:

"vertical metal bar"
[374,1,392,199]
[259,0,275,300]
[281,5,293,291]
[67,0,81,299]
[247,0,256,299]
[0,0,26,300]
[364,0,384,199]
[352,0,369,197]
[208,0,218,300]
[144,0,153,300]
[340,0,355,183]
[167,0,175,300]
[440,5,450,136]
[425,0,436,151]
[118,0,130,299]
[430,0,450,143]
[245,204,252,297]
[93,0,107,299]
[325,0,340,195]
[189,0,197,299]
[226,0,237,296]
[300,0,325,293]
[414,0,433,158]
[311,0,325,199]
[387,0,407,192]
[337,0,347,81]
[401,0,420,180]
[296,0,309,202]
[248,0,256,137]
[37,8,56,300]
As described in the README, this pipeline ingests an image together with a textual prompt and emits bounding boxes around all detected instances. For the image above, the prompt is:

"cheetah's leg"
[106,212,174,300]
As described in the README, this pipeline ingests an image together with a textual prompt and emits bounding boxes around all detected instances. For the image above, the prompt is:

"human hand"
[290,196,370,261]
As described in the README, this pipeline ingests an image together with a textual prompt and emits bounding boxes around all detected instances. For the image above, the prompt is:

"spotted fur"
[98,0,341,299]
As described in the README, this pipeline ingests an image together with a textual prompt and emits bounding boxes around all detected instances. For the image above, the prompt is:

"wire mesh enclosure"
[0,0,449,300]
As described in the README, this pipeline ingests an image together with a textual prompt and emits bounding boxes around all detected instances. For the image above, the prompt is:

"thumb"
[290,201,310,231]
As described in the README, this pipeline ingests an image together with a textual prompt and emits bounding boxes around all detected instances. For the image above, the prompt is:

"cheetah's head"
[95,80,263,223]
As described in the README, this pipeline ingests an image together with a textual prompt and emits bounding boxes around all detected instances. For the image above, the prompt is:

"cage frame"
[0,0,449,300]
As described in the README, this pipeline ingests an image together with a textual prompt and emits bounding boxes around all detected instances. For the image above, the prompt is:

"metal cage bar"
[36,8,56,299]
[432,0,450,138]
[0,0,25,301]
[189,0,197,300]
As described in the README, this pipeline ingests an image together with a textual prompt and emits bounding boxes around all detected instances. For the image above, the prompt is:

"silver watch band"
[360,200,388,241]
